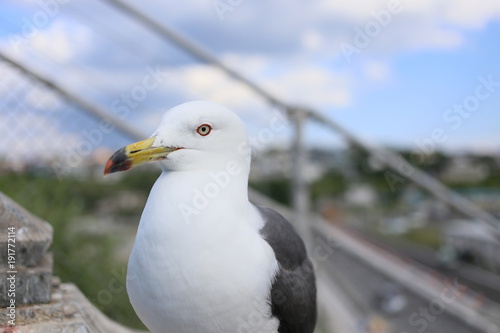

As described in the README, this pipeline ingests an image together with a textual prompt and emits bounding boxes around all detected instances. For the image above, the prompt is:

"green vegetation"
[310,171,346,202]
[401,226,442,249]
[0,169,159,329]
[250,177,291,205]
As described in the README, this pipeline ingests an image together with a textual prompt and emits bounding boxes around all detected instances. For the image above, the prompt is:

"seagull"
[104,101,316,333]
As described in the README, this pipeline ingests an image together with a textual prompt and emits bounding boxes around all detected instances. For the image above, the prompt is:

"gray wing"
[257,206,317,333]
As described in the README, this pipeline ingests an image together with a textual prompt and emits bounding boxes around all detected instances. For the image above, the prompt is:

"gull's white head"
[104,101,250,174]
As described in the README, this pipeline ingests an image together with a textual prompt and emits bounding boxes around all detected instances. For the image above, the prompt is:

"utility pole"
[291,107,312,247]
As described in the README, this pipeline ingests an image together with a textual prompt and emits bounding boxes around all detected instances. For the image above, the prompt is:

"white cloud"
[4,0,498,96]
[166,54,351,112]
[300,29,325,52]
[317,0,391,20]
[440,0,500,29]
[163,0,500,57]
[263,66,351,108]
[322,0,500,53]
[318,0,500,29]
[363,61,391,82]
[7,0,500,67]
[223,53,269,78]
[168,63,262,110]
[0,18,95,96]
[28,20,92,63]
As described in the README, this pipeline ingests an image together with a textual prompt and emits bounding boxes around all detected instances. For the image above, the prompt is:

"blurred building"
[443,219,500,271]
[441,156,490,184]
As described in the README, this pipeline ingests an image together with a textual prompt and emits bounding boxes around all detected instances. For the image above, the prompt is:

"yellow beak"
[104,137,180,175]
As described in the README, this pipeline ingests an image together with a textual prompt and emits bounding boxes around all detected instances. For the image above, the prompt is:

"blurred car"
[436,244,459,270]
[372,282,407,315]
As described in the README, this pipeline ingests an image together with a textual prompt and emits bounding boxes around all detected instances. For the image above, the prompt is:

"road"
[316,229,488,333]
[354,228,500,305]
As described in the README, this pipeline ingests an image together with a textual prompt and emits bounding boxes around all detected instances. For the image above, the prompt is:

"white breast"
[126,172,279,333]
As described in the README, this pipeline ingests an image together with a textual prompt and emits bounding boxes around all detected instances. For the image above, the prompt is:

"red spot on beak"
[103,147,132,175]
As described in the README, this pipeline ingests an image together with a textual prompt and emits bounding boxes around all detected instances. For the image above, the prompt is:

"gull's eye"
[196,124,212,136]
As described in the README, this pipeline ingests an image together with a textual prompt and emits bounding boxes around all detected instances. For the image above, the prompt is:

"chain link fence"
[0,59,130,175]
[0,57,151,328]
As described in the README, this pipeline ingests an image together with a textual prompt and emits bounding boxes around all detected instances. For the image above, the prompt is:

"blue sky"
[335,22,500,149]
[1,0,500,163]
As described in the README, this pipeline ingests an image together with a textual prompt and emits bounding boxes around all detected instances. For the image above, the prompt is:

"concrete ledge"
[0,192,53,267]
[0,253,52,307]
[0,191,54,307]
[0,279,146,333]
[0,191,145,332]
